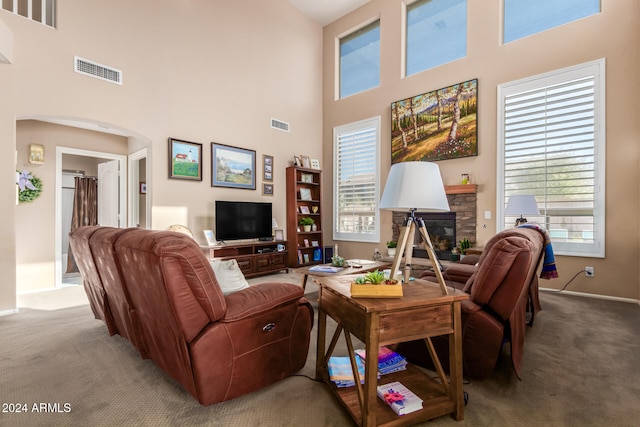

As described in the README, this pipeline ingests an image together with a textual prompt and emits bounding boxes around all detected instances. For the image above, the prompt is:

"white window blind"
[498,59,605,257]
[333,117,380,242]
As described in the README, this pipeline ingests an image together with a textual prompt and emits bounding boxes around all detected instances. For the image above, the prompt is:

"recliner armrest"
[221,283,305,322]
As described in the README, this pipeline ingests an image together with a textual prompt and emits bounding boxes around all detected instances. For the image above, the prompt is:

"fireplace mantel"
[445,184,477,195]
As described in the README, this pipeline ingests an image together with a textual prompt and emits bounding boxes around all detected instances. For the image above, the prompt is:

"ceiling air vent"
[270,118,290,132]
[74,56,122,85]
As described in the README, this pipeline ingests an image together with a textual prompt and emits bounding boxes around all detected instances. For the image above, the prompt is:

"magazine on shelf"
[308,265,343,273]
[327,356,366,388]
[355,346,407,375]
[376,381,423,416]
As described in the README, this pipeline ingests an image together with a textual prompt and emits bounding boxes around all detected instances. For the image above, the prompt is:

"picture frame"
[211,142,256,189]
[301,155,311,168]
[304,239,310,247]
[299,206,310,214]
[311,240,319,247]
[294,156,302,167]
[263,154,273,182]
[310,158,320,170]
[275,229,284,241]
[299,188,312,201]
[303,253,310,263]
[263,183,274,196]
[301,173,313,183]
[169,138,203,181]
[139,182,147,194]
[203,230,216,247]
[391,78,478,163]
[29,144,45,165]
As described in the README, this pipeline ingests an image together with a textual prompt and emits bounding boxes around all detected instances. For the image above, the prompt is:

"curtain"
[66,177,98,273]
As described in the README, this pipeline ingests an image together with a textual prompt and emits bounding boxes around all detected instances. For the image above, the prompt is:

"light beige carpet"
[3,272,640,426]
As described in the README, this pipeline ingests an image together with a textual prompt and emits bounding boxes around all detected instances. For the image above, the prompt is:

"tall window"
[406,0,467,77]
[339,20,380,99]
[497,59,605,257]
[503,0,600,44]
[333,117,381,242]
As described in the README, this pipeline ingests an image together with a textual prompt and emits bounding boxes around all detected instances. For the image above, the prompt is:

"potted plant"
[386,241,397,257]
[350,270,402,298]
[299,217,314,232]
[458,238,471,259]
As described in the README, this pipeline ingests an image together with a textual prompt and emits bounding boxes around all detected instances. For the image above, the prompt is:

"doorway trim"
[128,148,150,228]
[55,146,127,289]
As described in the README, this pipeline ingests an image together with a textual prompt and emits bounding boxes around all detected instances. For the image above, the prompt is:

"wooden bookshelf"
[286,166,323,268]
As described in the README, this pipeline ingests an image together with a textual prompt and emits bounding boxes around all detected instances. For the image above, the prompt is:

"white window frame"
[333,117,381,243]
[404,0,467,77]
[497,59,606,258]
[502,0,600,44]
[337,18,381,99]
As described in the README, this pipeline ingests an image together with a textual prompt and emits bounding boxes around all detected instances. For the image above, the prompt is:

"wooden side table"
[315,276,468,426]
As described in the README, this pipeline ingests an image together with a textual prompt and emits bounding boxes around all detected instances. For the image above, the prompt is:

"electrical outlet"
[585,266,594,277]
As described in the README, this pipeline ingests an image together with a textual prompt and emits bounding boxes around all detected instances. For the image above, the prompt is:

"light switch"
[484,210,492,220]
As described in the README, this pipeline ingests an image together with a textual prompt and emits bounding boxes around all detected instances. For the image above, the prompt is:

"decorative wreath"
[17,170,43,204]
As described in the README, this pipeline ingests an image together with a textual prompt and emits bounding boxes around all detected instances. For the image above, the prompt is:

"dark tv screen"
[215,201,272,241]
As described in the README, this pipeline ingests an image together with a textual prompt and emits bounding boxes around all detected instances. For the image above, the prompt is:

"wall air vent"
[270,118,290,132]
[74,56,122,85]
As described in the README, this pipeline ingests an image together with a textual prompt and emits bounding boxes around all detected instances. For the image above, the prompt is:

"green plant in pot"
[459,238,471,257]
[299,217,314,232]
[386,241,397,257]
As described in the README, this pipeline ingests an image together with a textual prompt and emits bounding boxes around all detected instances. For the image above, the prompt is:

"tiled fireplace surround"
[391,184,477,257]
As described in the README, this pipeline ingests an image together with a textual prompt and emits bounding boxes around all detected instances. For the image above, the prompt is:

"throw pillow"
[210,259,250,295]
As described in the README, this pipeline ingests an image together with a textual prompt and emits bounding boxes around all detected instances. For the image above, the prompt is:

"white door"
[98,160,120,227]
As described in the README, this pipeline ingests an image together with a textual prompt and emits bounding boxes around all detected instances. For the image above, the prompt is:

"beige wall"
[322,0,640,300]
[0,0,322,310]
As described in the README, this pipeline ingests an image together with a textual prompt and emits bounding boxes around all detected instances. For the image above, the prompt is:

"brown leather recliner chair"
[396,228,545,379]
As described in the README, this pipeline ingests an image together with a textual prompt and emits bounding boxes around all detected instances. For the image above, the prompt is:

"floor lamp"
[379,162,451,295]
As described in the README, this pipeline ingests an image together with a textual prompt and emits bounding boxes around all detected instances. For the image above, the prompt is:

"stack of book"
[327,356,366,388]
[355,346,407,375]
[377,381,423,415]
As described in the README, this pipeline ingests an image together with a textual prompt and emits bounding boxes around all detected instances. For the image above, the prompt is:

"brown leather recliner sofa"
[70,226,314,405]
[397,228,545,379]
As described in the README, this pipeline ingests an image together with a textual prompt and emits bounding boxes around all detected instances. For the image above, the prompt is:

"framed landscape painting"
[211,143,256,189]
[391,78,478,163]
[169,138,202,181]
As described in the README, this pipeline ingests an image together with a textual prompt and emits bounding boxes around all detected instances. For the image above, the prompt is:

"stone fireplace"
[391,184,477,260]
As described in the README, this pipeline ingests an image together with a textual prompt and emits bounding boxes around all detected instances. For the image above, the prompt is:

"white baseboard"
[0,308,19,316]
[540,287,639,305]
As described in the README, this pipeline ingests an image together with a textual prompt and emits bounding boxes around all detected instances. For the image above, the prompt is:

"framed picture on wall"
[211,142,256,189]
[391,78,478,163]
[169,138,203,181]
[263,155,273,182]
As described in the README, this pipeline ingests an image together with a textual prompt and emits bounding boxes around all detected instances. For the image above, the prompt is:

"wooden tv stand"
[202,240,288,278]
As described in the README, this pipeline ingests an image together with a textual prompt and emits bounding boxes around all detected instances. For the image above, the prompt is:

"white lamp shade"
[379,162,450,212]
[505,195,539,216]
[271,218,279,228]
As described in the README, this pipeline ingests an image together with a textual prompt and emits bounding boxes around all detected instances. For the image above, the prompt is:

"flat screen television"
[215,200,272,241]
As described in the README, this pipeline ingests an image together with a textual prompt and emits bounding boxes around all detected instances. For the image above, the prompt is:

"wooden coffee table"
[293,260,390,291]
[315,275,468,426]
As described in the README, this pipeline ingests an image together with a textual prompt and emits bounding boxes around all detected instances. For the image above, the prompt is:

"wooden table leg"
[449,300,464,420]
[361,313,380,427]
[315,288,327,381]
[301,274,309,291]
